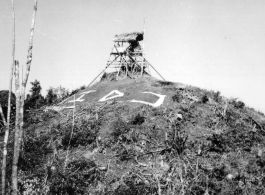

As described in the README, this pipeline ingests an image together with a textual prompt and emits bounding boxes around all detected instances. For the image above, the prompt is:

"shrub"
[235,101,245,109]
[18,176,47,195]
[113,176,156,195]
[201,94,209,103]
[180,105,189,113]
[131,114,145,125]
[49,159,99,194]
[172,92,182,103]
[61,119,100,149]
[207,133,229,153]
[19,134,52,171]
[230,99,245,109]
[213,91,221,103]
[168,122,188,155]
[207,127,262,153]
[157,80,174,86]
[110,118,130,140]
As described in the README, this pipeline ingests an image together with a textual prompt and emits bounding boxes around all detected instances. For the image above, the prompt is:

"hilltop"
[3,75,265,194]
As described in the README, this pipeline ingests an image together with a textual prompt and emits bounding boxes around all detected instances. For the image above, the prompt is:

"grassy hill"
[3,75,265,194]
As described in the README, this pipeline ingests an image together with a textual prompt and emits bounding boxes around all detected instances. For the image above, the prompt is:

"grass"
[2,76,265,194]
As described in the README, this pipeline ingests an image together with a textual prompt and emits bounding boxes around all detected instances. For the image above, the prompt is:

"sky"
[1,0,265,113]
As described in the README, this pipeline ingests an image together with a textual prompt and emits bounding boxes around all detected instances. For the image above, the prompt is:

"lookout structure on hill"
[107,31,148,76]
[88,31,165,86]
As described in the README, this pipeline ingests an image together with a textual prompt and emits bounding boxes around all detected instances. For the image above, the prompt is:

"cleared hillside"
[3,75,265,194]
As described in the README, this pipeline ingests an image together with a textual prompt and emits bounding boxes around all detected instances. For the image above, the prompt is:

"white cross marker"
[68,90,96,103]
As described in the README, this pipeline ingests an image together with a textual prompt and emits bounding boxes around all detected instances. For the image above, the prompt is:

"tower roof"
[113,31,144,42]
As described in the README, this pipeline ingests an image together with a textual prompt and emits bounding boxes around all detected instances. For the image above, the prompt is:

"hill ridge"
[5,76,265,194]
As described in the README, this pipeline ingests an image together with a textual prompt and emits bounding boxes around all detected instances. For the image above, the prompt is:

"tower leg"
[126,61,128,76]
[117,56,122,77]
[141,61,143,76]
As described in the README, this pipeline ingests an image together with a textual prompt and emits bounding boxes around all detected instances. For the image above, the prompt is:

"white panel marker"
[62,106,75,109]
[99,90,124,102]
[68,90,96,103]
[130,92,166,107]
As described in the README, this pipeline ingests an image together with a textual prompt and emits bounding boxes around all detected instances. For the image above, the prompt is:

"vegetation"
[1,78,265,194]
[24,80,45,111]
[201,94,209,104]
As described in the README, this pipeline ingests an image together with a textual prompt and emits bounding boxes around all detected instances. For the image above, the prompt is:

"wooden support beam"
[114,45,131,77]
[145,59,165,81]
[87,56,118,87]
[127,53,142,73]
[117,56,122,77]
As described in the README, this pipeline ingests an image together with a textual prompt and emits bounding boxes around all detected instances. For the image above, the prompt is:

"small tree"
[24,80,45,110]
[52,85,69,101]
[46,88,58,105]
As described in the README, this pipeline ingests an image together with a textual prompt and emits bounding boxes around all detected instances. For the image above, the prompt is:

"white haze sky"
[0,0,265,113]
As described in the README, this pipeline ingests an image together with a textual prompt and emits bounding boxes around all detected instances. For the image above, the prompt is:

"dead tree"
[11,1,38,194]
[17,0,38,155]
[2,0,15,194]
[11,61,20,195]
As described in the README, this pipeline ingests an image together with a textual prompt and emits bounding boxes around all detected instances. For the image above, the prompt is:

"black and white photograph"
[0,0,265,194]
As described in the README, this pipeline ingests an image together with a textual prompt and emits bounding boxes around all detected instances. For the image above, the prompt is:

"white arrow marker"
[130,92,166,107]
[99,90,124,102]
[68,90,96,103]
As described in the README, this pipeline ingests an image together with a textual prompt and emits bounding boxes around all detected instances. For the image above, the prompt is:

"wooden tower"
[87,31,165,87]
[105,32,150,77]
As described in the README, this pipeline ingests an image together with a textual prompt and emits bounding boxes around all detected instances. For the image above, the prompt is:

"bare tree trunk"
[2,0,15,194]
[0,103,7,127]
[11,61,20,195]
[11,2,38,194]
[18,0,38,156]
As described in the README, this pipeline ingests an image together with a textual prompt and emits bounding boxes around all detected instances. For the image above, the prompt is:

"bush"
[61,119,100,149]
[110,118,130,141]
[235,101,245,109]
[157,81,174,86]
[230,99,245,109]
[131,114,145,125]
[172,92,182,103]
[207,133,229,153]
[19,176,46,195]
[168,122,188,155]
[19,134,52,171]
[113,176,156,195]
[207,127,262,153]
[213,91,221,103]
[201,95,209,103]
[49,159,99,195]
